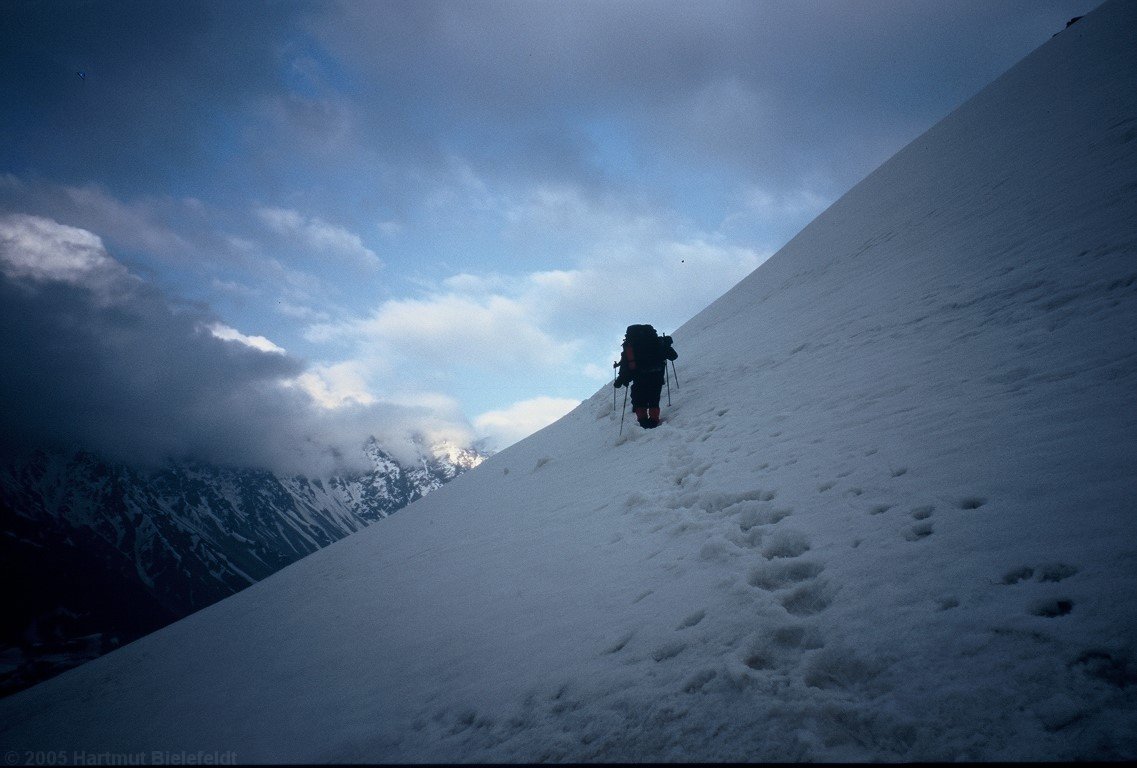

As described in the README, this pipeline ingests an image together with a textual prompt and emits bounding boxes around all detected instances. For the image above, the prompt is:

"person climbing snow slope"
[614,324,678,429]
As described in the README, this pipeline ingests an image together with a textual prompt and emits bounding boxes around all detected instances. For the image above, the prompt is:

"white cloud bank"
[474,396,581,449]
[290,361,377,409]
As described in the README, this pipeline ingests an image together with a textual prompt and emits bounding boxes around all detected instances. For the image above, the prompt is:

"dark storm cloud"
[0,214,437,475]
[0,213,294,467]
[313,0,1093,191]
[0,0,310,194]
[2,0,1092,206]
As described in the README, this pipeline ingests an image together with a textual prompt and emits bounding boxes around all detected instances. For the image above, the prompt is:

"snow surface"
[2,0,1136,761]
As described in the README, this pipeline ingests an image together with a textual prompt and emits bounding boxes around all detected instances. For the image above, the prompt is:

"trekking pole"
[665,331,680,391]
[665,363,672,407]
[619,386,628,436]
[612,364,618,416]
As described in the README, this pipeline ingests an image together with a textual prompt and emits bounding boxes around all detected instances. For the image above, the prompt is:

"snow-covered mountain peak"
[430,440,488,472]
[362,433,489,474]
[2,1,1134,761]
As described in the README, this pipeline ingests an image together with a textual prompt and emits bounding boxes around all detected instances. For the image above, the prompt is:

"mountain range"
[0,438,486,696]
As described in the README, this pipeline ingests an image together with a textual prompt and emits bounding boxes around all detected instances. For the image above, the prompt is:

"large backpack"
[624,324,666,371]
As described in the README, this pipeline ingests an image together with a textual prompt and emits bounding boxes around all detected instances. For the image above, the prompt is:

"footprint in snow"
[1002,566,1036,585]
[682,668,718,693]
[676,609,706,630]
[651,639,687,662]
[1037,563,1080,581]
[903,521,934,541]
[1030,598,1074,618]
[726,526,763,551]
[802,645,883,691]
[769,623,824,650]
[761,529,810,559]
[748,559,824,590]
[911,504,934,520]
[780,581,834,616]
[1001,563,1079,585]
[742,624,825,671]
[1071,649,1137,689]
[744,650,776,671]
[936,596,961,611]
[601,630,636,655]
[699,536,737,561]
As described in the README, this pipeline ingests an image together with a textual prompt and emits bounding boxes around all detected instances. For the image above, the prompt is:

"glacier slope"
[2,0,1136,761]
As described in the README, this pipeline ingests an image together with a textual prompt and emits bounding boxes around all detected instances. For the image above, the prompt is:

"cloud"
[304,232,760,395]
[0,213,125,287]
[0,214,469,475]
[2,1,1093,463]
[290,361,376,410]
[301,184,765,432]
[310,290,578,374]
[2,0,1090,221]
[500,183,659,247]
[516,240,765,339]
[502,186,770,333]
[308,0,1090,197]
[0,178,357,343]
[56,184,200,263]
[0,0,299,192]
[487,183,770,331]
[208,323,287,355]
[737,186,832,222]
[210,277,262,298]
[275,299,332,323]
[474,396,581,449]
[256,207,382,271]
[0,176,275,287]
[583,362,613,381]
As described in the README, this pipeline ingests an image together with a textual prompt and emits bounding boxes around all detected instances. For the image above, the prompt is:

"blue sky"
[0,0,1091,467]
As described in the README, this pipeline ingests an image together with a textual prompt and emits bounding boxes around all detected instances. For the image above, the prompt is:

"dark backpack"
[624,324,667,371]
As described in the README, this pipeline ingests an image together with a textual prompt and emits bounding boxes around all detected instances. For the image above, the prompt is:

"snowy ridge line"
[2,0,1136,761]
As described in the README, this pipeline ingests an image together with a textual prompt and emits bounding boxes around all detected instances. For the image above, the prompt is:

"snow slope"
[2,0,1136,761]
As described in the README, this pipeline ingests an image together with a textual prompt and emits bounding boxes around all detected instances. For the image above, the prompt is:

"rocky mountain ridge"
[0,437,487,696]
